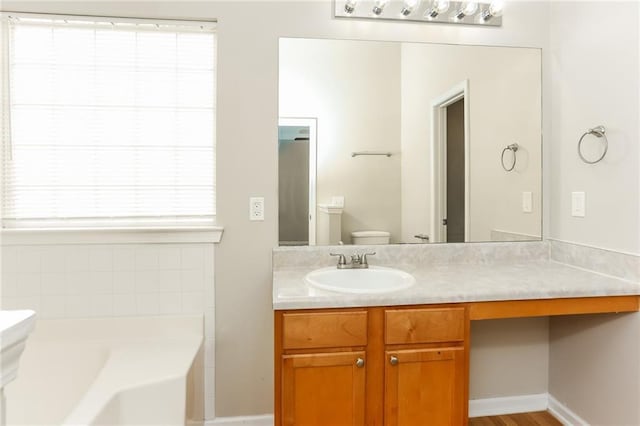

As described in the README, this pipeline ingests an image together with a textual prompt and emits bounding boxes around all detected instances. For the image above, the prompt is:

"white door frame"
[278,117,318,245]
[429,80,470,243]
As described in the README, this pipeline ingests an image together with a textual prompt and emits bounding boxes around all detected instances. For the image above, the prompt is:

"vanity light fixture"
[334,0,503,27]
[373,0,391,15]
[400,0,421,16]
[425,0,450,18]
[344,0,358,14]
[454,1,478,20]
[480,0,504,21]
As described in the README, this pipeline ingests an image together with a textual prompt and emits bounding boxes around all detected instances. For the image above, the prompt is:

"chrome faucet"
[330,252,376,269]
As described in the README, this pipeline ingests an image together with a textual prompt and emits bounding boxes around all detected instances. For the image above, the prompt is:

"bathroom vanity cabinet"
[273,241,640,424]
[275,305,469,426]
[383,307,467,425]
[278,310,368,425]
[274,296,640,426]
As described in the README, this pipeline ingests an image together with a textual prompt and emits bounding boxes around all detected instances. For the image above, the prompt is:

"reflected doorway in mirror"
[430,80,470,244]
[278,118,317,246]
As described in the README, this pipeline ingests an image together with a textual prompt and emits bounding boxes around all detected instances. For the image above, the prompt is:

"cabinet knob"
[390,355,398,366]
[356,358,365,368]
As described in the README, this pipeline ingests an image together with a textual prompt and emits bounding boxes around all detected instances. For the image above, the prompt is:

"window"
[1,14,216,229]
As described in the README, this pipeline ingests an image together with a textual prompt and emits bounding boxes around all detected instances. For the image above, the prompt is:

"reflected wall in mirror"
[278,38,541,246]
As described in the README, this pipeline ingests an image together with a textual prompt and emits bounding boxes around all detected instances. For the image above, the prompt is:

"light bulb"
[434,0,450,13]
[489,0,504,16]
[455,1,478,19]
[424,0,450,18]
[462,1,478,14]
[481,0,504,21]
[400,0,421,16]
[344,0,358,14]
[372,0,390,15]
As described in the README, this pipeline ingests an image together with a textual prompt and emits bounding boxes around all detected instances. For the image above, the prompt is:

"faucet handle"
[362,252,376,266]
[330,253,347,266]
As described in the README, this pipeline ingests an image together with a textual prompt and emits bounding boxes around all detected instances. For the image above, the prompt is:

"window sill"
[0,226,224,245]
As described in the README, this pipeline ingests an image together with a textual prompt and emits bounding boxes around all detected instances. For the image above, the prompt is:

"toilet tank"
[351,231,391,245]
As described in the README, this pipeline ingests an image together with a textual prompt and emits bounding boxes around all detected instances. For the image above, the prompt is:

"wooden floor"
[469,411,562,426]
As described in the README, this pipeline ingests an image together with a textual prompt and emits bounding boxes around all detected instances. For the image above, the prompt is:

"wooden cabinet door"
[282,351,366,426]
[384,347,464,426]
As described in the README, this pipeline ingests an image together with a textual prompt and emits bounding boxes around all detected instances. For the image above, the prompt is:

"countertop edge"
[272,261,640,311]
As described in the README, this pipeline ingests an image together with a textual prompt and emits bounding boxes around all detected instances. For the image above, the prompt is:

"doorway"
[430,81,470,243]
[445,99,465,243]
[278,118,317,246]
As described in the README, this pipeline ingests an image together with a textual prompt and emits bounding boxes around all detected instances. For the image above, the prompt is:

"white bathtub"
[4,315,203,425]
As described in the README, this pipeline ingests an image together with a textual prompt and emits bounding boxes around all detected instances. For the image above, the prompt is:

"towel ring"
[578,125,608,164]
[501,143,519,172]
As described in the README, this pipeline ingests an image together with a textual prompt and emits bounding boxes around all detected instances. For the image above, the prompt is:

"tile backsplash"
[0,241,216,421]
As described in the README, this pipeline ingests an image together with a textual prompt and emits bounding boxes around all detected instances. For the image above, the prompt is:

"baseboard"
[195,394,582,426]
[204,414,274,426]
[469,393,549,417]
[548,394,589,425]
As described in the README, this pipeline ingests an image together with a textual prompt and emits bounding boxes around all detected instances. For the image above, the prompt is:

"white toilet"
[351,230,391,245]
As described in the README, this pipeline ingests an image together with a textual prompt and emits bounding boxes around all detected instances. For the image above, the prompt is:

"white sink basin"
[1,310,36,388]
[305,266,415,294]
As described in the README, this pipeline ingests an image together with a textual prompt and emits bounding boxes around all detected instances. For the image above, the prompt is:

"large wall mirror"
[278,38,542,246]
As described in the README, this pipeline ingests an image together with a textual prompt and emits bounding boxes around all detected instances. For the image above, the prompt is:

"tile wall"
[0,242,215,420]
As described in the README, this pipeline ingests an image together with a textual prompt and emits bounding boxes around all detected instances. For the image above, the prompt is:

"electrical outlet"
[522,191,532,213]
[571,192,585,217]
[250,197,264,221]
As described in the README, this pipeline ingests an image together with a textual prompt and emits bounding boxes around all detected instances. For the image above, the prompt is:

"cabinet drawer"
[283,311,368,350]
[385,307,465,345]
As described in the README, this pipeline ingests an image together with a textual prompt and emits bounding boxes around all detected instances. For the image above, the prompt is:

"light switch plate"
[522,191,533,213]
[571,192,585,217]
[250,197,264,221]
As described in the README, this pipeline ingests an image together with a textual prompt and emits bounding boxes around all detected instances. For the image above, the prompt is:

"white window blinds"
[1,14,216,228]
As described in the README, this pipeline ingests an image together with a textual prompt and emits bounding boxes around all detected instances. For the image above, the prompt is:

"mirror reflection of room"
[278,120,314,246]
[278,38,542,246]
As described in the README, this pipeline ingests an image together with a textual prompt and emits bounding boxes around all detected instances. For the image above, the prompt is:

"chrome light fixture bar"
[334,0,503,27]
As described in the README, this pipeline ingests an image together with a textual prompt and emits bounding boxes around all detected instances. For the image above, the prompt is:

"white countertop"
[273,261,640,310]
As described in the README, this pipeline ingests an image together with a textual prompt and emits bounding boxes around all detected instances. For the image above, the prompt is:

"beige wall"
[400,43,542,243]
[1,0,556,418]
[550,313,640,424]
[547,2,640,424]
[279,38,402,244]
[548,1,640,254]
[470,318,549,399]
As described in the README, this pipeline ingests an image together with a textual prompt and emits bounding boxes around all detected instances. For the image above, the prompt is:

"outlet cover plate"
[250,197,264,221]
